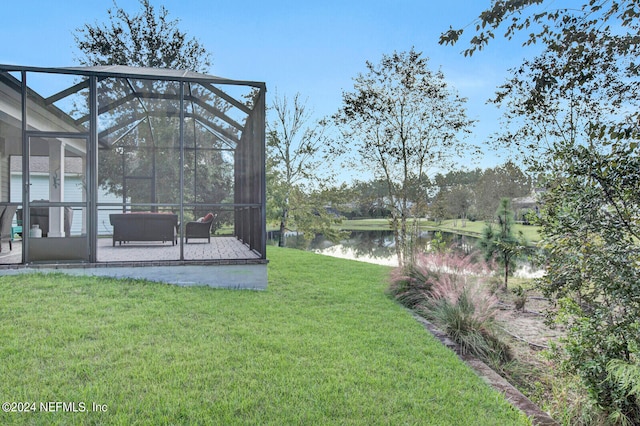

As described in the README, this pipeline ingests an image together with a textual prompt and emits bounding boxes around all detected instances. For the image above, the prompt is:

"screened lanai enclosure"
[0,64,267,288]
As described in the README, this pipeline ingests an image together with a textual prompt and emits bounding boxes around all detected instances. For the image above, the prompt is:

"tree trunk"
[504,256,509,290]
[391,214,404,267]
[399,215,408,266]
[279,207,288,247]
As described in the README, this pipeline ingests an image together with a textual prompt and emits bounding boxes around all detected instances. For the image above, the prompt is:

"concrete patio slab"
[0,237,267,290]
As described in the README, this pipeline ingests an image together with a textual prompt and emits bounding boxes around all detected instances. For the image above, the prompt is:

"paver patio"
[0,236,260,265]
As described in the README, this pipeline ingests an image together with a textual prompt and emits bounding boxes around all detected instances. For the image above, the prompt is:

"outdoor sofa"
[110,212,178,246]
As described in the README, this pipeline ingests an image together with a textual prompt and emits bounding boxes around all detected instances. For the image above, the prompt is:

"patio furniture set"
[110,212,215,246]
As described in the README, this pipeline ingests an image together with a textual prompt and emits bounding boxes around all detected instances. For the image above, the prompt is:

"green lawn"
[0,248,529,425]
[422,219,541,243]
[338,218,392,231]
[340,218,542,243]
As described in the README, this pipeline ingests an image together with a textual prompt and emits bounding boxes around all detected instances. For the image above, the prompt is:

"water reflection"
[267,230,478,267]
[268,230,543,277]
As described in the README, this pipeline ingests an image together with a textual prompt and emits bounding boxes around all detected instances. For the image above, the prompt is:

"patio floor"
[0,237,266,289]
[96,236,261,262]
[0,236,260,264]
[0,241,21,264]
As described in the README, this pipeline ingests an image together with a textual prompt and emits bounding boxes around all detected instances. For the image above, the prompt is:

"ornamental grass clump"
[388,250,491,309]
[423,272,511,364]
[389,250,511,365]
[388,251,441,308]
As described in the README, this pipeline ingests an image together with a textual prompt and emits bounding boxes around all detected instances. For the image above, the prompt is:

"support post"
[48,140,64,237]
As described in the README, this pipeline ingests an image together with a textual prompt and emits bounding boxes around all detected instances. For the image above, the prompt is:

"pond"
[268,230,542,277]
[268,230,481,265]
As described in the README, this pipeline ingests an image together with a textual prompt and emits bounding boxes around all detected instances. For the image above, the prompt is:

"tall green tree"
[267,92,340,247]
[536,146,640,421]
[74,0,211,71]
[434,168,483,190]
[345,179,391,218]
[480,198,525,290]
[428,191,449,224]
[334,49,475,266]
[474,161,531,220]
[74,0,232,220]
[446,185,474,227]
[442,1,640,420]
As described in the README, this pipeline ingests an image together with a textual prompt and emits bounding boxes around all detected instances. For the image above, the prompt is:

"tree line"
[337,160,532,224]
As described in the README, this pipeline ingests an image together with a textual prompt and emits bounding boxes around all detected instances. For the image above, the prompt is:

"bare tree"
[267,92,336,247]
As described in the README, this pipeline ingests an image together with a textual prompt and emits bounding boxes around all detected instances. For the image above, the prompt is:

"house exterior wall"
[10,173,120,234]
[0,143,7,202]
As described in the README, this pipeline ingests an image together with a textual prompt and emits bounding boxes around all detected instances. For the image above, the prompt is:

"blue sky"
[1,0,541,180]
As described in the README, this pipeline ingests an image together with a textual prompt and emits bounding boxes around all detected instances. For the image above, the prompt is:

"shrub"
[512,285,527,312]
[427,289,509,359]
[388,250,490,308]
[388,252,438,308]
[389,250,511,365]
[605,359,640,425]
[427,231,447,253]
[422,263,511,365]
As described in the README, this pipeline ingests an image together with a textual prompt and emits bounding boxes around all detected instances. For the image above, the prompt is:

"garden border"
[411,313,558,425]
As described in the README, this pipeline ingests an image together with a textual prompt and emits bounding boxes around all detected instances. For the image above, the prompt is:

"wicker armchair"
[0,205,17,252]
[185,213,215,243]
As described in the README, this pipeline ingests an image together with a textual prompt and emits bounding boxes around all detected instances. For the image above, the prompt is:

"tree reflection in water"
[267,230,478,266]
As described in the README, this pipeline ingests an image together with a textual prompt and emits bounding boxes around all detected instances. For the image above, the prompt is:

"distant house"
[512,189,545,223]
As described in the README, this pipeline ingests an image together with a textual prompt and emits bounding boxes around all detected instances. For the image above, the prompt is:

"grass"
[425,220,542,244]
[0,247,529,425]
[339,218,392,231]
[339,218,541,243]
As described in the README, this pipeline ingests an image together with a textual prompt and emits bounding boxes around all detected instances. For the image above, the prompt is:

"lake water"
[268,230,544,278]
